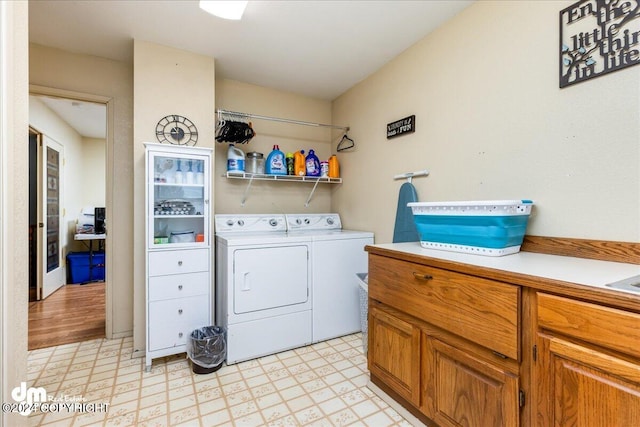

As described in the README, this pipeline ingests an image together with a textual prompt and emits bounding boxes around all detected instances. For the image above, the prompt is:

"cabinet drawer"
[537,292,640,359]
[369,254,519,360]
[148,271,210,301]
[148,296,210,351]
[149,296,209,327]
[148,248,209,277]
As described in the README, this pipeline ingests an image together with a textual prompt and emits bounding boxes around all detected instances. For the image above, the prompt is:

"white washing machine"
[215,214,313,364]
[287,214,374,343]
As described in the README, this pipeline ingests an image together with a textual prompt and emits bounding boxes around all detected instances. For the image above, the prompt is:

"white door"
[233,245,309,314]
[41,137,65,299]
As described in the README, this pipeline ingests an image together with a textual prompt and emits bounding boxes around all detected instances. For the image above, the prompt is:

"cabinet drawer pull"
[413,272,433,281]
[178,309,183,315]
[178,285,183,290]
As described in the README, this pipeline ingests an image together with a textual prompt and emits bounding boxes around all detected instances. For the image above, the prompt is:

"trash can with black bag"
[187,326,226,374]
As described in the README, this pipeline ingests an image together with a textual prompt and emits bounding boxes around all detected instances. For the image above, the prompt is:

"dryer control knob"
[237,220,245,226]
[304,218,310,224]
[269,218,278,227]
[296,218,302,225]
[226,220,234,226]
[326,217,334,225]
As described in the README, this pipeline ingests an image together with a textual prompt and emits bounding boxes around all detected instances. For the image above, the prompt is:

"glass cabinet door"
[148,151,209,248]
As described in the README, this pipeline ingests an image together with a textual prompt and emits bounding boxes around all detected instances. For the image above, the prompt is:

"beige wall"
[30,43,134,338]
[132,40,215,356]
[81,137,106,209]
[332,1,640,243]
[215,79,336,214]
[1,1,29,425]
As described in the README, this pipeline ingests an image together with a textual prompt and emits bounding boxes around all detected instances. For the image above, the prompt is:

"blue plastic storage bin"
[67,251,105,283]
[408,200,533,256]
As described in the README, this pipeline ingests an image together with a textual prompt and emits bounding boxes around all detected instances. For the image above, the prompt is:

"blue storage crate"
[67,251,105,283]
[408,200,533,256]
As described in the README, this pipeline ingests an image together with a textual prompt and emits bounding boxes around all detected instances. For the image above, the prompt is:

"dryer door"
[233,245,309,314]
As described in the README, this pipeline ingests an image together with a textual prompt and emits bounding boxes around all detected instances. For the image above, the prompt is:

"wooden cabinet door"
[369,305,421,406]
[424,337,519,427]
[536,334,640,427]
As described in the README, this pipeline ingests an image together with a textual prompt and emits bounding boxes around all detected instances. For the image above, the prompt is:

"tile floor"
[27,333,413,426]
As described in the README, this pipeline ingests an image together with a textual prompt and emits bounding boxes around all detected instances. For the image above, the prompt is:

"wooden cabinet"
[368,253,522,426]
[424,337,519,427]
[369,304,421,406]
[535,293,640,427]
[144,143,213,371]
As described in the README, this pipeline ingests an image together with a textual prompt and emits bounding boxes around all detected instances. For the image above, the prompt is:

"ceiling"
[29,0,473,137]
[34,95,107,139]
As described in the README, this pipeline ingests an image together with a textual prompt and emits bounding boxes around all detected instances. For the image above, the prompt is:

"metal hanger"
[336,134,355,152]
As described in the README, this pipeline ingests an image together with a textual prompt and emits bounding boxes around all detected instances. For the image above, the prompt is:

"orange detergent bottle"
[294,150,306,176]
[328,155,340,178]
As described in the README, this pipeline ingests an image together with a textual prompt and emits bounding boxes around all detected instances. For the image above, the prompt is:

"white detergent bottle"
[227,144,245,172]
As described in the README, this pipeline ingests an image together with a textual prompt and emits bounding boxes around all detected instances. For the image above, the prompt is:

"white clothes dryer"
[215,214,313,364]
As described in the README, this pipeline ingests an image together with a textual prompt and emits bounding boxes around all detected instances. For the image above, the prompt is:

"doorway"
[28,92,108,349]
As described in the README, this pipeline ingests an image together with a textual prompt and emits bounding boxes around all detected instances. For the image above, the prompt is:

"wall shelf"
[224,172,342,206]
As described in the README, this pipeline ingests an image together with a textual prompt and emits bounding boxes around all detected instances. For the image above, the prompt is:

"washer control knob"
[326,217,334,225]
[237,220,245,226]
[304,218,310,224]
[296,218,302,225]
[226,219,234,226]
[269,218,278,227]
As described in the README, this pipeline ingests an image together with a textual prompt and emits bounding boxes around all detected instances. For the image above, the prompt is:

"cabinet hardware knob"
[412,272,433,281]
[178,285,183,290]
[178,309,183,314]
[178,332,183,338]
[178,261,183,266]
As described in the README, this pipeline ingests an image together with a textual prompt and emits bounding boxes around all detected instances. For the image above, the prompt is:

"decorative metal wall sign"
[387,115,415,139]
[560,0,640,88]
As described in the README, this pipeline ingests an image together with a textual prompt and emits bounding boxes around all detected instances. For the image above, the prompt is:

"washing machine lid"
[303,229,374,241]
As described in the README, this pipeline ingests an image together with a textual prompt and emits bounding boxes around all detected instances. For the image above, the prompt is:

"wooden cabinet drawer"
[369,254,520,360]
[537,292,640,359]
[148,248,209,277]
[148,271,209,301]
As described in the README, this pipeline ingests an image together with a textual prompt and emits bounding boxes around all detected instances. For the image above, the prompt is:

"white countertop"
[369,242,640,294]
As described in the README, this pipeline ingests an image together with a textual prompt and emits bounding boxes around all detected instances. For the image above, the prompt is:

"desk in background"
[73,233,106,283]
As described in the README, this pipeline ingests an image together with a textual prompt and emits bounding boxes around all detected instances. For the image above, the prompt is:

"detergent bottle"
[328,155,340,178]
[305,149,321,177]
[285,152,295,175]
[266,145,287,175]
[294,150,306,176]
[227,144,245,172]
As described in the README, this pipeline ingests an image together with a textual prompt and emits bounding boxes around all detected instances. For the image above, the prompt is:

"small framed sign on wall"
[387,115,415,139]
[560,0,640,88]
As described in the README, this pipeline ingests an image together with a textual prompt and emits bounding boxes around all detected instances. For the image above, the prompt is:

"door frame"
[30,84,115,338]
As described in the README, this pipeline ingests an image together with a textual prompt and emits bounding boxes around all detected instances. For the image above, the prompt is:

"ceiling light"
[199,1,248,20]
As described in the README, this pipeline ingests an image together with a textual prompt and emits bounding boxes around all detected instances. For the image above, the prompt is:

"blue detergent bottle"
[305,149,321,177]
[266,145,287,175]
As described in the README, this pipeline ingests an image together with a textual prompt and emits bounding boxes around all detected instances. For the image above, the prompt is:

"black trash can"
[187,326,226,374]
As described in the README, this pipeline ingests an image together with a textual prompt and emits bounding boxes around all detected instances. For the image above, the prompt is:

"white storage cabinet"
[144,142,213,372]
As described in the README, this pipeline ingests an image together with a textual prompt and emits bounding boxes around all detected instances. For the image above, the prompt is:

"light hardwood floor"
[28,282,105,350]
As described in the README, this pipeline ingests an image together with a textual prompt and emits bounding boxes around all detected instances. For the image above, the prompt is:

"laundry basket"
[357,273,369,355]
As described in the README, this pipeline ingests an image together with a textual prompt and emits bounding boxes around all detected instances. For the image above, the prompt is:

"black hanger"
[337,134,354,152]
